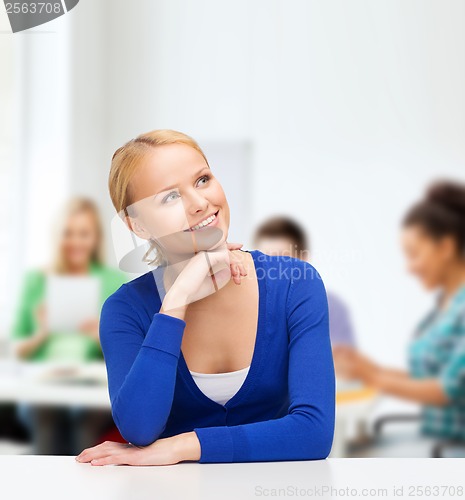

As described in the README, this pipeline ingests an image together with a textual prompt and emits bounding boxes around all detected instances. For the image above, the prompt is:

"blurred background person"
[9,196,128,455]
[333,179,465,453]
[253,215,357,347]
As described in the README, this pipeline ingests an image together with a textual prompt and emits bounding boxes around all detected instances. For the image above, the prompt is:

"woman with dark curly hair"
[334,179,465,447]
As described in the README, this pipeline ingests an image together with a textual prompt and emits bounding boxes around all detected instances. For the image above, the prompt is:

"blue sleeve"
[193,261,336,463]
[99,286,186,446]
[439,315,465,405]
[328,294,357,347]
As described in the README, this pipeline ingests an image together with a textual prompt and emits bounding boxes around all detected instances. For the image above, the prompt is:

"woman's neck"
[162,254,193,291]
[439,260,465,310]
[65,262,91,275]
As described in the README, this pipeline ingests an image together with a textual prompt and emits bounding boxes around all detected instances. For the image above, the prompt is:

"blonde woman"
[76,129,335,466]
[11,197,128,454]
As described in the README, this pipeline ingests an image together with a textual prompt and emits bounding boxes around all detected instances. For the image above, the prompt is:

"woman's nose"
[184,192,209,215]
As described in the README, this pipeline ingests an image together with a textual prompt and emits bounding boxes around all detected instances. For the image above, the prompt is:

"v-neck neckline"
[417,283,465,336]
[171,249,267,409]
[438,283,465,311]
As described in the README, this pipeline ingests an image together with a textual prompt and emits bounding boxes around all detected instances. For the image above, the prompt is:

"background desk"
[0,361,379,457]
[0,361,109,408]
[330,383,379,457]
[0,456,463,500]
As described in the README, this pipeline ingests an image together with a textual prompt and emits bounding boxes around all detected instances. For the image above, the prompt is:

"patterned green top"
[11,262,129,362]
[408,283,465,440]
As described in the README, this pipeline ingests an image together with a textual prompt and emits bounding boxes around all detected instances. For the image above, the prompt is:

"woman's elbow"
[112,410,167,447]
[309,432,334,460]
[296,420,335,460]
[318,435,334,459]
[116,422,164,447]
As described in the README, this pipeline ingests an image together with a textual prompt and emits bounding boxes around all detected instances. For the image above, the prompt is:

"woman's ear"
[124,215,151,240]
[440,235,459,262]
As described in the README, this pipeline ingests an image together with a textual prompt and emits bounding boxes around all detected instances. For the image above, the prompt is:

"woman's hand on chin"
[226,241,248,285]
[75,433,200,466]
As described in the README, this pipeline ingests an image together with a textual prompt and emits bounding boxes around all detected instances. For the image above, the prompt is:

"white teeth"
[189,213,216,231]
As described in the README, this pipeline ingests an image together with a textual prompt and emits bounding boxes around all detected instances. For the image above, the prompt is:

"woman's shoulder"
[248,249,327,318]
[103,268,159,310]
[21,266,48,286]
[452,294,465,328]
[251,249,322,284]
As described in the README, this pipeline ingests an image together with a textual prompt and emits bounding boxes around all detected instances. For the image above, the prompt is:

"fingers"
[75,440,138,466]
[77,446,170,467]
[35,302,48,329]
[230,263,241,285]
[76,441,128,463]
[89,453,134,466]
[226,242,243,251]
[228,251,247,285]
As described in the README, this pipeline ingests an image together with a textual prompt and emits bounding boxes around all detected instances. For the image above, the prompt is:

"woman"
[76,129,335,466]
[11,196,128,454]
[333,180,465,445]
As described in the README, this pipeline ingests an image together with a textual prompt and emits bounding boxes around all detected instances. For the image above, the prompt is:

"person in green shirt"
[11,196,128,455]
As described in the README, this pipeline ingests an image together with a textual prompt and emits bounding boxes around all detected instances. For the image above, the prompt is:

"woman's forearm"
[101,305,188,447]
[13,329,47,359]
[370,367,450,405]
[173,431,201,462]
[160,289,188,321]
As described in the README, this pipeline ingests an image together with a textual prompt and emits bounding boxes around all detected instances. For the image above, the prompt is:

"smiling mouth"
[183,210,219,232]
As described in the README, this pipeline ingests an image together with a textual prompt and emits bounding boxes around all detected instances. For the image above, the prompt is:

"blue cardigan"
[99,249,336,463]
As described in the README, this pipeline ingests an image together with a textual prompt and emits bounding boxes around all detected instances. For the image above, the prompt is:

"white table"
[0,456,463,500]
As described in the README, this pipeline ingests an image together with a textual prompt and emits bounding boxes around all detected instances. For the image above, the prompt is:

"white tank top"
[189,365,251,405]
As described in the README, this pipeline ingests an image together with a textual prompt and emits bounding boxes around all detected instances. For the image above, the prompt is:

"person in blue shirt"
[333,180,465,445]
[252,215,357,347]
[75,129,335,466]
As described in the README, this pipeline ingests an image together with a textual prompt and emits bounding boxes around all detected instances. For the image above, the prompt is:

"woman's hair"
[50,196,105,274]
[108,129,210,267]
[402,179,465,256]
[253,215,309,258]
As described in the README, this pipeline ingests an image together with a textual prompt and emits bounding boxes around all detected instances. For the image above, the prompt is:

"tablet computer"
[46,275,101,333]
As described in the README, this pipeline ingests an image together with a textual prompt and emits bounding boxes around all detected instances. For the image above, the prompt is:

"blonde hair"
[50,196,105,274]
[109,129,210,267]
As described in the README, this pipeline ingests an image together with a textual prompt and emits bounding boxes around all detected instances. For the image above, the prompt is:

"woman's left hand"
[226,241,247,285]
[79,318,100,344]
[333,345,379,385]
[76,433,199,466]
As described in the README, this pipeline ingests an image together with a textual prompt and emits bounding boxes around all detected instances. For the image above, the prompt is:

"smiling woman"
[75,129,335,466]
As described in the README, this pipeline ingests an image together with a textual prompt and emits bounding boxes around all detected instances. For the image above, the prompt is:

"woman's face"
[61,210,99,269]
[401,224,456,289]
[127,143,230,261]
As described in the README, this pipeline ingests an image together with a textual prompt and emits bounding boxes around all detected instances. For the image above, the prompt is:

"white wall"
[0,9,71,335]
[10,0,465,367]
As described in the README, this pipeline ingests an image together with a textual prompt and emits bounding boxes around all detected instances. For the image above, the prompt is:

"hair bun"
[425,179,465,218]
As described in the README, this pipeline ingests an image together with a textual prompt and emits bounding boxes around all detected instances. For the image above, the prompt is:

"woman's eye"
[197,174,211,186]
[162,175,211,203]
[162,191,180,203]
